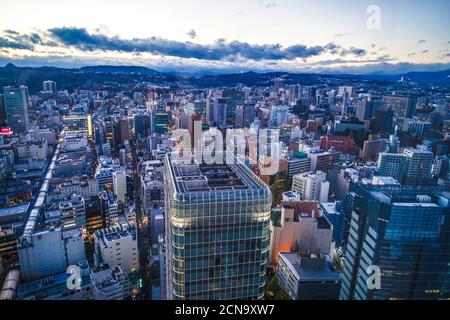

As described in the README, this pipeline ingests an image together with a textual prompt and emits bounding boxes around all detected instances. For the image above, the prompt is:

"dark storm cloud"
[47,27,366,61]
[0,36,34,50]
[0,27,367,62]
[0,29,60,50]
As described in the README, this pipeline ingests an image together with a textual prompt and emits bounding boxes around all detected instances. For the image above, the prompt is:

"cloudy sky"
[0,0,449,74]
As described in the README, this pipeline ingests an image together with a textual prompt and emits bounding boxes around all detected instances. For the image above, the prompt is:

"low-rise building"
[277,252,342,300]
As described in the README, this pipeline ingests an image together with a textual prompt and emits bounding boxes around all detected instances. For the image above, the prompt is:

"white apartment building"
[112,170,127,203]
[292,171,329,203]
[93,223,139,275]
[60,177,99,199]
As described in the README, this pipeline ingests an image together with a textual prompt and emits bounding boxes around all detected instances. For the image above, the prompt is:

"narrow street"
[130,140,152,299]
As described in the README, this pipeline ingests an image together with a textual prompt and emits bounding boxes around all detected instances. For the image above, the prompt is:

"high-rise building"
[341,185,450,300]
[403,148,434,185]
[355,99,373,121]
[84,195,106,237]
[0,93,5,126]
[2,85,30,134]
[235,104,256,129]
[407,120,431,137]
[382,95,417,118]
[164,153,272,299]
[372,109,394,137]
[338,86,354,98]
[377,152,409,184]
[206,96,227,128]
[114,117,129,145]
[134,113,152,139]
[153,111,169,134]
[112,170,127,203]
[432,155,449,178]
[188,113,202,149]
[42,80,57,94]
[274,78,285,91]
[288,85,300,105]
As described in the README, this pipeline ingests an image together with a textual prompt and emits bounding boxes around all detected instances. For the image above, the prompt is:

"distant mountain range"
[0,63,448,94]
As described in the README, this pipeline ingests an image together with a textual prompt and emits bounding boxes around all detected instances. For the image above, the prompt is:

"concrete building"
[292,171,329,203]
[403,148,434,185]
[91,265,130,300]
[112,170,127,203]
[235,104,256,128]
[15,140,48,160]
[99,191,119,227]
[17,260,92,300]
[377,152,409,184]
[19,227,86,281]
[59,194,86,231]
[308,151,333,172]
[269,201,333,266]
[94,223,139,275]
[60,176,99,199]
[320,135,358,155]
[282,191,302,202]
[42,80,57,94]
[407,120,431,137]
[283,153,311,186]
[320,202,345,246]
[277,252,341,300]
[362,137,386,162]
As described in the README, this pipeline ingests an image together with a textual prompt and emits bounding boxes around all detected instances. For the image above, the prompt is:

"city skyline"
[0,0,449,74]
[0,0,449,305]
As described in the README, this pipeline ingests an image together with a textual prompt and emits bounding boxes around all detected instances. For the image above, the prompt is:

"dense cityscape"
[0,65,448,301]
[0,0,449,306]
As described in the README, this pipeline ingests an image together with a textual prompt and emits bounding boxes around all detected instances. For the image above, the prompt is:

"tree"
[266,276,290,300]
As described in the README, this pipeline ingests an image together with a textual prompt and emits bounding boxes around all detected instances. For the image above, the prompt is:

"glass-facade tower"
[3,85,30,134]
[164,153,272,300]
[341,184,450,300]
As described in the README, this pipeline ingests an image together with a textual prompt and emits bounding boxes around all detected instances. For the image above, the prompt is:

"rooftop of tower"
[166,153,267,194]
